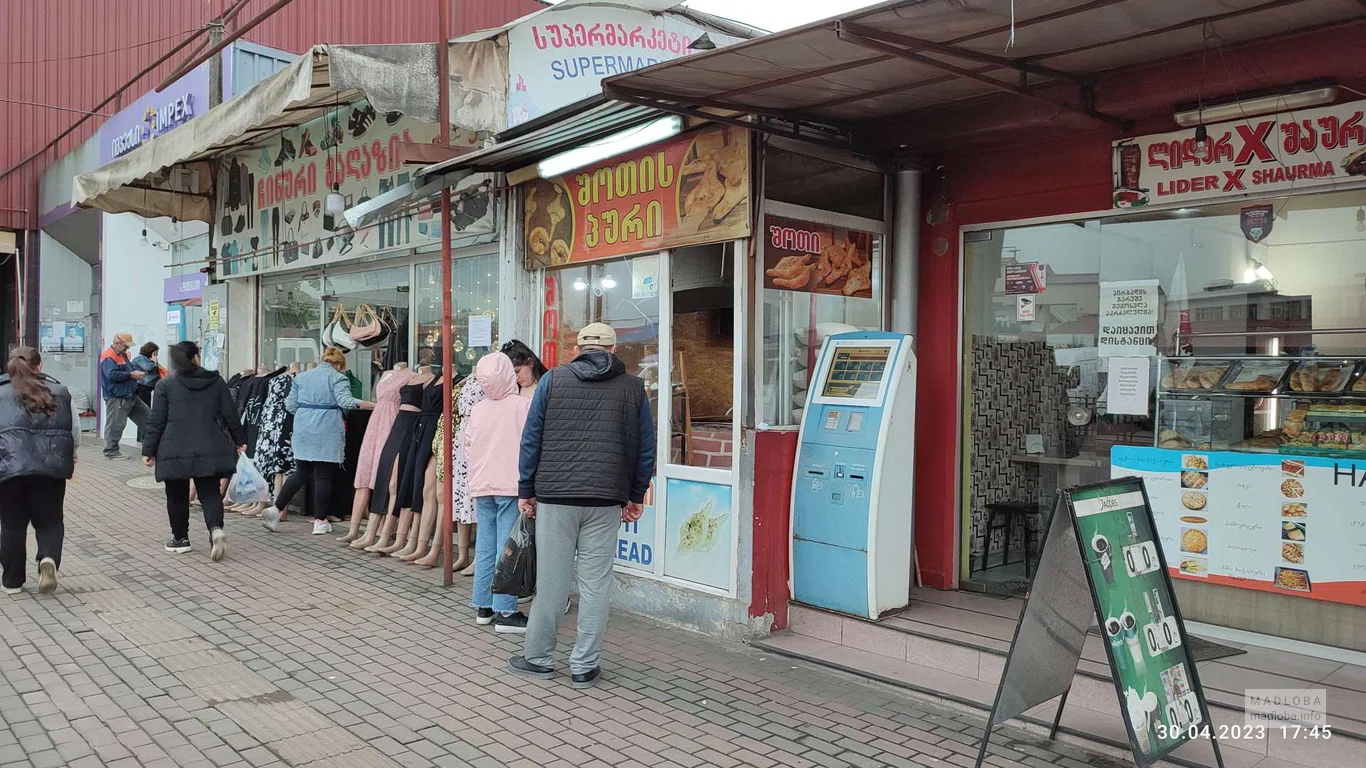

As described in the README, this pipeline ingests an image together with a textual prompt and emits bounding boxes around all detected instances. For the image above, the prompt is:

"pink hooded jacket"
[464,352,531,498]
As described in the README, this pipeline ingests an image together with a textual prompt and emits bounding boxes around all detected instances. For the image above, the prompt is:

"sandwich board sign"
[973,478,1225,768]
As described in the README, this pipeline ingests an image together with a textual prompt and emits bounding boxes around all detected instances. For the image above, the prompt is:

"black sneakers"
[164,537,191,554]
[571,667,601,690]
[494,612,529,634]
[507,656,553,680]
[476,608,495,626]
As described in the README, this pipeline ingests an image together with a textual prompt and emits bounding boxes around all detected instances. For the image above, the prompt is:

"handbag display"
[321,304,357,351]
[348,304,389,347]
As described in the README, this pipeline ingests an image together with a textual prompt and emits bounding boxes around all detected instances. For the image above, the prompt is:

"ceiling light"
[326,185,346,215]
[572,277,588,291]
[140,228,149,246]
[1173,85,1338,127]
[537,116,684,179]
[1193,125,1208,155]
[599,276,617,290]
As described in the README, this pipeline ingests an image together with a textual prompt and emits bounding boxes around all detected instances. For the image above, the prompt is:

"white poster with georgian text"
[506,5,741,128]
[1099,280,1160,358]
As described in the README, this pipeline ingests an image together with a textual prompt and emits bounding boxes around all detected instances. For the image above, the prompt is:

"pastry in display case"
[1288,360,1356,393]
[1221,359,1293,393]
[1160,358,1233,391]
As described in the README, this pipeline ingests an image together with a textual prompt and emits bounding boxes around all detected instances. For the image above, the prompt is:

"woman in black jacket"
[0,346,78,596]
[142,341,246,560]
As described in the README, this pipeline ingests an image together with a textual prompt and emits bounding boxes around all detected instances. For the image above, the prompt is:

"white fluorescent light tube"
[537,116,684,179]
[1173,87,1338,127]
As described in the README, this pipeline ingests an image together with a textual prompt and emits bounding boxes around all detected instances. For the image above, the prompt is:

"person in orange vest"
[99,333,149,460]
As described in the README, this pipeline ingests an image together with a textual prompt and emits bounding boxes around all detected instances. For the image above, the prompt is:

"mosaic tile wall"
[968,337,1072,570]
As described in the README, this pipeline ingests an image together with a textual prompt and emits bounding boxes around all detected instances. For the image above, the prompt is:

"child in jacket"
[463,352,532,633]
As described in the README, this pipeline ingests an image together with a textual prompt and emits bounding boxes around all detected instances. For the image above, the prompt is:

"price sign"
[1167,692,1203,731]
[1143,616,1184,656]
[1123,541,1160,577]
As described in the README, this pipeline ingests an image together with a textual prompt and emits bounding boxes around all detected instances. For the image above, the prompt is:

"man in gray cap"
[509,322,655,689]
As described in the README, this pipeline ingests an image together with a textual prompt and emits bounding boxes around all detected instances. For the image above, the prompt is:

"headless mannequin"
[339,363,407,543]
[231,365,276,516]
[360,365,434,554]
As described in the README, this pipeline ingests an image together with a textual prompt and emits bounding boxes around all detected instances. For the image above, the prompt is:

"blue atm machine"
[790,331,916,619]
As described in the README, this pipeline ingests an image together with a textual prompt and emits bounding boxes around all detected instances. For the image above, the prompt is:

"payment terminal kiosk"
[790,332,916,619]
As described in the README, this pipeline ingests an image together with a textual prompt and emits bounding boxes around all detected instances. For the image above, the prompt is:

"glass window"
[961,188,1366,590]
[323,266,409,400]
[670,244,736,468]
[761,240,883,427]
[260,273,323,370]
[413,253,500,380]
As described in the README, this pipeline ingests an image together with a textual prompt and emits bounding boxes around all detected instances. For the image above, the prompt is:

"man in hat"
[509,322,655,689]
[99,332,149,460]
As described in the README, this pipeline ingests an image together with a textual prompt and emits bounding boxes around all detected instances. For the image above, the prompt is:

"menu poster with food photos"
[522,124,750,269]
[762,215,875,299]
[1113,446,1366,607]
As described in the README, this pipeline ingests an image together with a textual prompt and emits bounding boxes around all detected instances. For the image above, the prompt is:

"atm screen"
[820,346,891,401]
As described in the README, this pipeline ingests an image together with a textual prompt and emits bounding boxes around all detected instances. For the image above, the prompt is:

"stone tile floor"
[0,441,1130,768]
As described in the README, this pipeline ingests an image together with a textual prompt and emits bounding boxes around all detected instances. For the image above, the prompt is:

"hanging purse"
[349,304,387,347]
[282,227,300,264]
[321,304,357,351]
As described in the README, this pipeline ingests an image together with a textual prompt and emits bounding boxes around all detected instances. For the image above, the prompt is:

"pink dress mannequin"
[338,368,405,542]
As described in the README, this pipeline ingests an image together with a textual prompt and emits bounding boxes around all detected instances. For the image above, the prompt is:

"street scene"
[4,1,1366,767]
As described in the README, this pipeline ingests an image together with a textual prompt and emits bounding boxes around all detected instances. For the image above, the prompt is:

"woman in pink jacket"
[464,352,532,632]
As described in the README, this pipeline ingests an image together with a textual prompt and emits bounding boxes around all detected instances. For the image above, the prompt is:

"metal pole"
[207,19,225,108]
[155,0,299,93]
[890,168,920,342]
[437,0,455,587]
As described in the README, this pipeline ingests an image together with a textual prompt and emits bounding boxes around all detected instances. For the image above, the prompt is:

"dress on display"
[369,380,424,516]
[240,368,285,456]
[353,370,405,490]
[448,376,485,525]
[253,372,296,477]
[396,380,444,513]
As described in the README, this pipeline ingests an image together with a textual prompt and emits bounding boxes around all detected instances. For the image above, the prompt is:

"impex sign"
[100,62,210,164]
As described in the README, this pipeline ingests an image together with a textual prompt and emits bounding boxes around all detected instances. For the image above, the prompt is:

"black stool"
[984,502,1041,577]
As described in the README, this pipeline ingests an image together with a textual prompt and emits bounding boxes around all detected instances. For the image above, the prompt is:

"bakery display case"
[1156,355,1366,457]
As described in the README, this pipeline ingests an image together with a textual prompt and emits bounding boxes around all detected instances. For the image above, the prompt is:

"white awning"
[72,41,507,222]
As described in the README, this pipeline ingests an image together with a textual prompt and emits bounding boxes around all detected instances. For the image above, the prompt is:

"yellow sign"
[208,300,221,331]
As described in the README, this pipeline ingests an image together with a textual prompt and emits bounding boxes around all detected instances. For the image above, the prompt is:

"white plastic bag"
[225,454,272,504]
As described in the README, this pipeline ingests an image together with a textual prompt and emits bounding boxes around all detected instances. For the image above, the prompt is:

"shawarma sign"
[1113,99,1366,209]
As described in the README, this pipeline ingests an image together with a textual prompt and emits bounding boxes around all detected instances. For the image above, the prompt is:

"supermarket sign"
[1112,98,1366,209]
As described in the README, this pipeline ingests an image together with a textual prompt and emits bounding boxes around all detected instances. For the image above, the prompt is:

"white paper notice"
[468,315,493,348]
[1108,357,1151,415]
[1099,279,1160,357]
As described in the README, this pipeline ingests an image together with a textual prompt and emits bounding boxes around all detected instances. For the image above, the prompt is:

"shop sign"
[1112,98,1366,209]
[507,5,741,128]
[1015,294,1036,322]
[1114,447,1366,608]
[522,124,750,269]
[1003,262,1046,295]
[617,480,656,571]
[662,478,733,590]
[761,214,874,299]
[1240,204,1274,243]
[1098,280,1160,357]
[214,98,494,278]
[163,273,207,304]
[100,63,210,164]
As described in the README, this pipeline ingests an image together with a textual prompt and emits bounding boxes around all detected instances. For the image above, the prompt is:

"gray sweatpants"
[523,503,619,674]
[103,395,149,457]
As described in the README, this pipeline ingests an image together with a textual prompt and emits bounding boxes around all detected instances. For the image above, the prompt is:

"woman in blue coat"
[262,347,374,535]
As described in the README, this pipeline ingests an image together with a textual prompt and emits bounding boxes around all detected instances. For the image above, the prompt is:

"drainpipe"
[437,0,455,587]
[890,168,921,342]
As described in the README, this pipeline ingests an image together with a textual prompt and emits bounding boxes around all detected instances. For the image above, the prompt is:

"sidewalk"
[0,441,1127,768]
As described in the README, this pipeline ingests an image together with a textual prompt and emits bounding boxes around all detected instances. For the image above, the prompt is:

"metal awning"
[72,41,505,222]
[416,98,666,184]
[603,0,1365,151]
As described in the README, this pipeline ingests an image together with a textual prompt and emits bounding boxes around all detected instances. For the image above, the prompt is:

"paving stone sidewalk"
[0,440,1129,768]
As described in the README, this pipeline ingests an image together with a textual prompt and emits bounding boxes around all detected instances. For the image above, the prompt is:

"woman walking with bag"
[142,341,245,559]
[263,347,374,535]
[0,347,78,595]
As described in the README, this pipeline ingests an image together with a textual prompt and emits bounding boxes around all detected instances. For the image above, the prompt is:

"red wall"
[0,0,544,231]
[910,22,1366,589]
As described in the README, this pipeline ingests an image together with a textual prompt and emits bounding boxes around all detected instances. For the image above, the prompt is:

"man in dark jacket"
[99,332,149,460]
[508,323,655,689]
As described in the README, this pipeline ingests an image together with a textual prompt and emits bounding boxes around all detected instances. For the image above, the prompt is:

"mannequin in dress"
[354,363,432,552]
[413,372,482,571]
[339,362,408,542]
[377,365,442,555]
[396,373,459,562]
[229,364,279,516]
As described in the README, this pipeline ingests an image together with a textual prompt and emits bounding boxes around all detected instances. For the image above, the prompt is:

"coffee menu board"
[1070,480,1208,764]
[1113,447,1366,606]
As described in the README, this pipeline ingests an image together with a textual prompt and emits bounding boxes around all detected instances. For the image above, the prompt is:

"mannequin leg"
[350,514,384,550]
[460,522,476,575]
[417,486,447,568]
[339,487,371,543]
[399,460,438,561]
[363,464,401,553]
[377,508,414,555]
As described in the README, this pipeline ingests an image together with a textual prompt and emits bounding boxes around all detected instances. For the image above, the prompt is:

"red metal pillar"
[437,0,455,587]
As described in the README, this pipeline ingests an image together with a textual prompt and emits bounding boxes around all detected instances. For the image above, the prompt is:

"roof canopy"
[603,0,1364,155]
[72,42,505,222]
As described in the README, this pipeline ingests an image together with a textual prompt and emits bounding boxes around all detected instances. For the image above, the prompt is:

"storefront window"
[413,253,500,380]
[323,266,409,400]
[259,273,323,371]
[670,244,735,468]
[961,189,1366,593]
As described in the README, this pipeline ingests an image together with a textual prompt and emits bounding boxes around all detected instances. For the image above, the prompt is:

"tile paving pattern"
[0,440,1130,767]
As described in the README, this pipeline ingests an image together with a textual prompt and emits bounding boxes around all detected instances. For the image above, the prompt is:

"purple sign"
[164,273,208,303]
[99,62,211,164]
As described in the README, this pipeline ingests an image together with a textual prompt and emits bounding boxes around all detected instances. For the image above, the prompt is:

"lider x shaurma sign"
[1112,98,1366,209]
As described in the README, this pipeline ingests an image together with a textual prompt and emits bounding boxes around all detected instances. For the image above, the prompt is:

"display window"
[414,253,500,380]
[960,189,1366,608]
[322,266,409,400]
